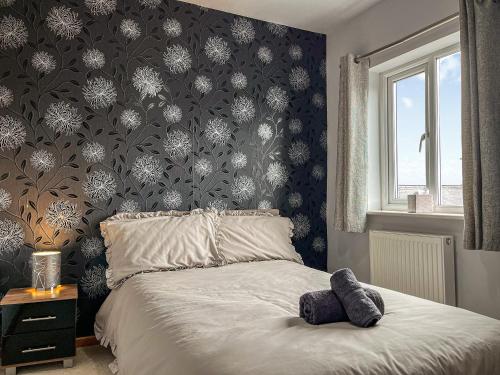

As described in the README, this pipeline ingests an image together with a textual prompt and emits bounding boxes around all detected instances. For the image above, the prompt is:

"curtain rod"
[354,12,459,63]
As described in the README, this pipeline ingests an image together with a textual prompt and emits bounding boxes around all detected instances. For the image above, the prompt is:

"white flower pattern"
[162,105,182,124]
[288,118,303,134]
[120,199,139,213]
[231,152,247,169]
[312,237,325,253]
[231,17,255,44]
[0,115,25,150]
[0,0,16,7]
[81,237,105,258]
[288,192,303,208]
[30,149,56,172]
[82,142,105,163]
[320,201,327,221]
[85,0,116,16]
[258,123,273,143]
[205,118,231,146]
[0,15,27,49]
[46,6,82,40]
[292,213,310,239]
[81,264,108,299]
[320,130,327,150]
[120,19,141,40]
[0,85,13,108]
[194,158,213,177]
[132,66,163,98]
[82,77,117,109]
[120,109,141,130]
[257,46,273,64]
[0,219,24,254]
[44,101,82,135]
[312,164,325,180]
[265,86,288,112]
[205,36,231,65]
[82,49,105,69]
[289,66,311,91]
[289,45,303,61]
[194,75,213,94]
[162,190,182,209]
[163,130,191,160]
[31,51,56,74]
[231,175,255,203]
[231,96,255,124]
[266,162,288,189]
[140,0,161,9]
[163,44,192,74]
[266,23,287,37]
[258,200,272,209]
[288,141,310,166]
[312,93,325,108]
[44,201,81,231]
[163,18,182,37]
[132,155,163,185]
[0,188,12,211]
[82,170,117,202]
[230,72,247,90]
[208,199,227,212]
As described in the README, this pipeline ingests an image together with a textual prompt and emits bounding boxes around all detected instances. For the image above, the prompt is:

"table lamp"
[32,250,61,292]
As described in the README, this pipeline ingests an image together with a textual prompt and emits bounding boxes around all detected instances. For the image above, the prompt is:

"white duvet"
[95,260,500,375]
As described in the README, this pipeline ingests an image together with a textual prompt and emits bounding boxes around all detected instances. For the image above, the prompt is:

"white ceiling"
[178,0,382,34]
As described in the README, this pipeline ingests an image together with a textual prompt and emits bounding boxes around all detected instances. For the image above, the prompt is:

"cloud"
[439,53,460,81]
[401,97,413,108]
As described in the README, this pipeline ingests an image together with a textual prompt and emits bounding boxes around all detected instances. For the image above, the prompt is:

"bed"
[95,259,500,375]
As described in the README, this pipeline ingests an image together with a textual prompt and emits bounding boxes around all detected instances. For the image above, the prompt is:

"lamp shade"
[32,251,61,291]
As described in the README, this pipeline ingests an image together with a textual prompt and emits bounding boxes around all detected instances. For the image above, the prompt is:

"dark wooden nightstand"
[0,285,77,375]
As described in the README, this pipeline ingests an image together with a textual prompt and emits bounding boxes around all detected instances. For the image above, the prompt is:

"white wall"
[326,0,500,319]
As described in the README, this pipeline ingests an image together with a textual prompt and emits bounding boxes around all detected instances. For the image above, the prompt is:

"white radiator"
[369,230,456,305]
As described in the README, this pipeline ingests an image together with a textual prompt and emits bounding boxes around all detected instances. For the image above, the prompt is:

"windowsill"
[367,210,464,220]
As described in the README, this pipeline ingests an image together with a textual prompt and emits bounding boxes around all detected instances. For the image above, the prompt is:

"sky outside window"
[394,72,427,199]
[393,51,462,205]
[438,51,462,206]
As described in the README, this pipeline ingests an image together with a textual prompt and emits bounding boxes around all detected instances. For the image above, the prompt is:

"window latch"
[418,132,428,152]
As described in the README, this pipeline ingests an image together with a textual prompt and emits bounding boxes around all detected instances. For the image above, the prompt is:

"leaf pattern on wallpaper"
[0,0,326,335]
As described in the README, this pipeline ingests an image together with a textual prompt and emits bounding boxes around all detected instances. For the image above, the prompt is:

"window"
[380,45,462,211]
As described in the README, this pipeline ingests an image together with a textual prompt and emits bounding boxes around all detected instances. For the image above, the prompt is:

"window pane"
[437,52,462,206]
[394,72,427,200]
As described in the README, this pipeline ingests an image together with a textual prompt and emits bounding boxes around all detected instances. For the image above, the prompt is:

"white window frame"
[379,43,462,213]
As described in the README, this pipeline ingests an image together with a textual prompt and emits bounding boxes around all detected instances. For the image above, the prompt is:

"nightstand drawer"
[1,328,75,366]
[2,300,75,335]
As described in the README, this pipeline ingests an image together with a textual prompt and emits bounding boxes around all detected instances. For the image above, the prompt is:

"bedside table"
[0,285,77,375]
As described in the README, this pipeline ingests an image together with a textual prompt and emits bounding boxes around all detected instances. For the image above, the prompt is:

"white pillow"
[216,215,303,265]
[100,210,220,288]
[221,209,280,216]
[103,209,190,223]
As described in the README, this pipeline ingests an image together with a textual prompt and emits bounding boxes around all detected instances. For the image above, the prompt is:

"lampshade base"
[35,286,57,293]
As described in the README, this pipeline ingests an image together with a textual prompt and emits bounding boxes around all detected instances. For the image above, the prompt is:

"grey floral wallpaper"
[0,0,327,335]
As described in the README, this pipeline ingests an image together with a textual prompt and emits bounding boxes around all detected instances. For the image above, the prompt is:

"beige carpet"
[15,346,114,374]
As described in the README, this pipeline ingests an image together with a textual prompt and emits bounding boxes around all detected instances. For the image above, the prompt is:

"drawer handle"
[22,316,56,322]
[22,345,56,354]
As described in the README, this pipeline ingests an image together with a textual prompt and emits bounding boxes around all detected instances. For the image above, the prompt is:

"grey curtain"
[460,0,500,250]
[334,54,369,233]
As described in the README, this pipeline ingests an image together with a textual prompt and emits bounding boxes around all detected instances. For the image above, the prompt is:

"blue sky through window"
[395,72,427,188]
[394,51,462,204]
